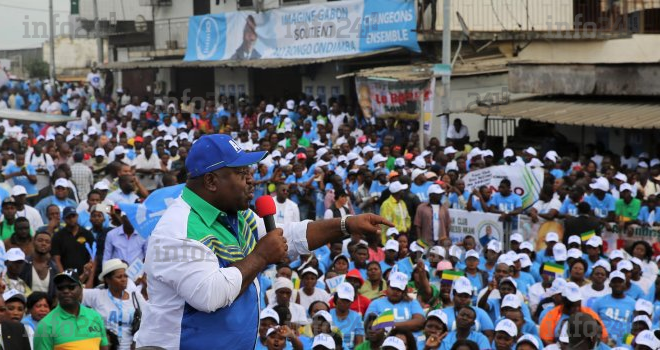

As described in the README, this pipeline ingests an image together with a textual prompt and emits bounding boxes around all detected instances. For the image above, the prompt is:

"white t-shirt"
[447,125,468,139]
[46,101,61,114]
[324,207,347,220]
[297,287,331,312]
[580,284,611,308]
[134,153,161,190]
[532,197,562,214]
[431,204,440,241]
[87,72,102,89]
[83,289,145,350]
[275,199,301,226]
[528,282,548,314]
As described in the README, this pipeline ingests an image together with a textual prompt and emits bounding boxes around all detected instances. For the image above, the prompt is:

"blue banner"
[119,184,185,239]
[184,0,419,61]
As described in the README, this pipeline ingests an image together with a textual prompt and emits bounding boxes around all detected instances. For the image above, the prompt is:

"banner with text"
[356,77,435,121]
[462,165,544,209]
[448,209,504,250]
[184,0,419,61]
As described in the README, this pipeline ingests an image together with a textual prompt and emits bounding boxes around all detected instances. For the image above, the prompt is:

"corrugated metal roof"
[467,97,660,129]
[101,48,402,70]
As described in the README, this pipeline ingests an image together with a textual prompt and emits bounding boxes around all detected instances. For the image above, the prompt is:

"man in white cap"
[380,181,411,235]
[270,277,308,327]
[615,183,641,227]
[330,282,364,348]
[414,183,449,246]
[11,185,44,233]
[34,178,78,223]
[585,177,616,222]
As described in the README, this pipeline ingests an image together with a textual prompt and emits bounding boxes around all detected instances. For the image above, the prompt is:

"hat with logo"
[589,177,610,192]
[11,185,27,197]
[312,334,336,350]
[609,270,626,282]
[384,240,400,252]
[426,309,449,327]
[93,181,109,191]
[336,282,355,301]
[501,294,522,309]
[465,249,479,260]
[6,248,25,262]
[553,243,567,262]
[452,276,473,295]
[381,336,406,350]
[592,260,611,273]
[495,319,518,337]
[517,335,540,350]
[524,147,537,156]
[429,246,446,257]
[609,250,625,260]
[562,282,582,302]
[54,178,70,189]
[635,330,660,350]
[63,206,78,218]
[635,299,654,316]
[3,289,26,304]
[520,242,534,251]
[567,235,581,246]
[545,232,559,243]
[428,184,444,195]
[617,260,633,272]
[312,310,333,325]
[510,233,523,243]
[186,134,266,178]
[567,248,583,260]
[388,272,409,290]
[519,254,532,269]
[260,307,280,324]
[54,269,82,286]
[487,240,502,253]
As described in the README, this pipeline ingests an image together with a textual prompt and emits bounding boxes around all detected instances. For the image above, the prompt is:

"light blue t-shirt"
[591,294,636,345]
[559,198,579,216]
[488,193,522,213]
[410,182,431,203]
[330,309,364,349]
[637,206,660,224]
[585,193,616,218]
[513,271,536,296]
[365,297,425,325]
[439,330,490,350]
[4,164,38,195]
[449,190,470,209]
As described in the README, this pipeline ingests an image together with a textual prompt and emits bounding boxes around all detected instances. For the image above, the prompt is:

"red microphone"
[255,195,277,232]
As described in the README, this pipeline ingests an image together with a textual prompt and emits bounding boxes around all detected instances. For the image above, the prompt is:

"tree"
[25,60,49,79]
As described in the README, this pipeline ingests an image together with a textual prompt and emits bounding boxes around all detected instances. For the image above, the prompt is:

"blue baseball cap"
[186,134,267,178]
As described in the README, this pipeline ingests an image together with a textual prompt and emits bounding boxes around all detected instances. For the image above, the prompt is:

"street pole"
[93,0,104,64]
[48,0,56,82]
[440,0,451,145]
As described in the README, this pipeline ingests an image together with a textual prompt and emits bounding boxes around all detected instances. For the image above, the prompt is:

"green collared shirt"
[34,303,108,350]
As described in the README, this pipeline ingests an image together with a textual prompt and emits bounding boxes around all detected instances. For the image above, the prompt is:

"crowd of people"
[0,75,659,350]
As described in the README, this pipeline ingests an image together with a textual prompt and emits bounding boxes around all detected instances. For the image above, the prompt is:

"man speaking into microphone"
[135,134,393,350]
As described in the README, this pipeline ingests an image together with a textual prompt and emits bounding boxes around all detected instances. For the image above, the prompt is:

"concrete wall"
[43,37,109,76]
[214,67,251,100]
[79,0,153,21]
[301,63,347,102]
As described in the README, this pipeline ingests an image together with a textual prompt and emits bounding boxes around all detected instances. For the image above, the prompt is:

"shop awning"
[0,109,79,124]
[101,48,402,70]
[467,97,660,129]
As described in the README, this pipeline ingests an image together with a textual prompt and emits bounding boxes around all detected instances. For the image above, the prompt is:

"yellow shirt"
[380,196,411,234]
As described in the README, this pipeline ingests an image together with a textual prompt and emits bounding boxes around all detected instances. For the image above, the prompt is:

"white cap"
[361,145,376,154]
[482,149,494,158]
[517,335,540,350]
[54,178,69,188]
[452,276,473,295]
[420,150,432,158]
[113,146,126,155]
[429,246,446,257]
[301,267,319,277]
[444,146,457,154]
[500,277,518,289]
[503,148,515,158]
[617,260,633,272]
[592,260,611,273]
[548,278,567,296]
[553,243,567,262]
[312,334,336,350]
[93,181,109,191]
[384,240,400,252]
[449,245,462,259]
[520,242,534,251]
[589,177,610,192]
[265,327,278,337]
[614,172,628,182]
[347,152,359,162]
[465,249,480,260]
[506,251,520,262]
[410,241,425,253]
[94,148,106,157]
[630,256,643,268]
[336,282,355,301]
[373,154,388,164]
[635,330,660,349]
[567,248,583,260]
[2,289,25,303]
[279,108,289,116]
[314,148,328,159]
[635,299,654,315]
[87,126,98,135]
[6,248,25,262]
[497,255,513,267]
[389,181,408,194]
[286,99,295,109]
[388,272,409,290]
[620,183,634,193]
[260,307,280,323]
[273,277,294,292]
[633,315,653,330]
[411,156,426,169]
[519,254,532,268]
[411,168,425,181]
[510,233,523,243]
[639,161,649,168]
[385,227,399,237]
[562,282,582,302]
[586,236,602,247]
[495,319,518,337]
[545,232,559,243]
[11,185,27,196]
[528,158,544,168]
[381,337,406,350]
[312,310,333,325]
[652,158,660,167]
[487,240,502,253]
[609,250,624,260]
[315,159,329,168]
[544,150,559,162]
[428,184,444,195]
[427,309,449,326]
[523,147,537,156]
[567,235,581,246]
[501,294,522,309]
[639,152,650,159]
